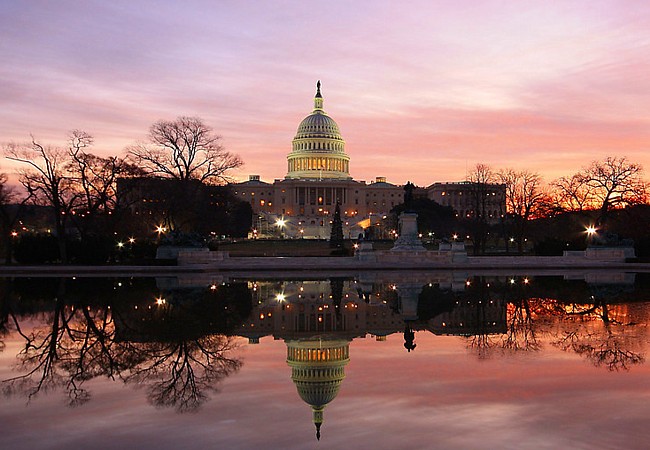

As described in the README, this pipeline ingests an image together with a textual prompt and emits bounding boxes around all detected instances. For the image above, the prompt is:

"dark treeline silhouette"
[2,119,250,264]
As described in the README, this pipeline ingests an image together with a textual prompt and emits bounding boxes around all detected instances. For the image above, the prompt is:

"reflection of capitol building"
[233,82,507,238]
[286,338,350,440]
[239,280,509,341]
[235,279,510,439]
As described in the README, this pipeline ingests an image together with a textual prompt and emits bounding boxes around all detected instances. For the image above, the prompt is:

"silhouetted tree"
[498,169,546,253]
[127,116,242,184]
[67,130,144,238]
[0,173,32,264]
[574,156,647,227]
[329,203,344,248]
[466,164,496,254]
[6,136,81,262]
[551,173,595,212]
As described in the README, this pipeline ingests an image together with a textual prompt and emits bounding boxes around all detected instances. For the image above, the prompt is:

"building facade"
[233,82,507,238]
[428,181,506,223]
[233,82,403,238]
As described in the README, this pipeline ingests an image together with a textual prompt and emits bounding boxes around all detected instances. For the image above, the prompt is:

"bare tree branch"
[128,116,243,184]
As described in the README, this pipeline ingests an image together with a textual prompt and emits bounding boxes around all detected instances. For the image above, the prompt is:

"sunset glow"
[2,1,650,185]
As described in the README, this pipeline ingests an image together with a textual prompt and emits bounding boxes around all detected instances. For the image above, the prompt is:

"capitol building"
[233,82,505,239]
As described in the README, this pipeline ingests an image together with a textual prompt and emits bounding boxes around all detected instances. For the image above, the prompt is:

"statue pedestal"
[391,213,425,252]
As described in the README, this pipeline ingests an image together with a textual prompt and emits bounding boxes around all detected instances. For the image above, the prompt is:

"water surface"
[1,272,649,449]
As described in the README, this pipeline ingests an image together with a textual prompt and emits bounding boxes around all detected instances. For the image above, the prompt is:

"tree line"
[1,117,249,263]
[392,157,649,256]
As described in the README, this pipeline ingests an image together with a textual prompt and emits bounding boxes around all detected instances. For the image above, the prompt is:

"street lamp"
[275,218,286,239]
[586,225,597,245]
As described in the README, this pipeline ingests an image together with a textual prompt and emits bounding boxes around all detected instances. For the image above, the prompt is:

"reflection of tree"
[111,283,250,411]
[554,329,643,371]
[3,279,249,411]
[462,278,499,359]
[122,335,241,412]
[330,278,344,316]
[0,280,12,353]
[502,299,539,352]
[552,291,645,371]
[2,279,126,405]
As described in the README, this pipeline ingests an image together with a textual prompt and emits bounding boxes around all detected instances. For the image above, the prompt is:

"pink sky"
[1,1,650,186]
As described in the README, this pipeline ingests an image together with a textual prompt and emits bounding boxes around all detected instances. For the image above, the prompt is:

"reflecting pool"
[1,272,650,449]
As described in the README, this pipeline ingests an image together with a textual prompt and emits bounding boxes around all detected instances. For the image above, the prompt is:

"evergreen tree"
[330,203,344,248]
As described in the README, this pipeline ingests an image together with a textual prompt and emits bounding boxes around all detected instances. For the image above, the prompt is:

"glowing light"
[586,226,597,235]
[155,297,166,305]
[117,242,124,248]
[156,225,167,234]
[523,278,530,284]
[510,278,516,284]
[275,218,286,228]
[452,234,458,240]
[10,231,18,237]
[276,293,286,302]
[128,237,136,244]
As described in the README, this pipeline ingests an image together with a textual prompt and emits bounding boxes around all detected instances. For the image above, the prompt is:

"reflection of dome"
[286,338,350,440]
[286,81,351,180]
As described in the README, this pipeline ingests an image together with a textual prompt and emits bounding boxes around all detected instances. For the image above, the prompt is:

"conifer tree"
[330,203,344,248]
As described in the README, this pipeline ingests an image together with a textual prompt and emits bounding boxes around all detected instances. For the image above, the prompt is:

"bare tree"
[466,164,496,254]
[551,174,595,212]
[497,169,545,253]
[128,116,243,184]
[577,156,648,226]
[0,173,32,264]
[6,136,80,262]
[67,130,143,237]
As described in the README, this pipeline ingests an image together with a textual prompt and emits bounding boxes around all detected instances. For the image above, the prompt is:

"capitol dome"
[286,81,351,180]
